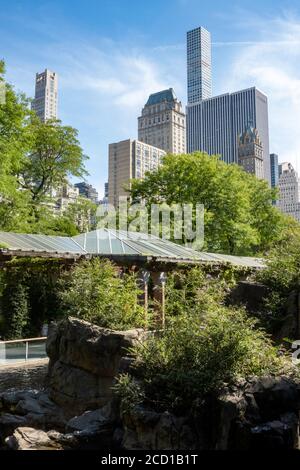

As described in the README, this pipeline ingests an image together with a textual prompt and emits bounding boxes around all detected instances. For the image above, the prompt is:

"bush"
[58,258,146,330]
[165,267,227,319]
[123,308,292,413]
[255,227,300,330]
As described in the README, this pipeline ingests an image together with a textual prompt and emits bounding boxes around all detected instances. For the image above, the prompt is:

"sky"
[1,0,300,196]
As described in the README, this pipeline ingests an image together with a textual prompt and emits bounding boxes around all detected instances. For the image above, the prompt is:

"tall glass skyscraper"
[187,87,270,182]
[187,26,212,104]
[270,153,279,188]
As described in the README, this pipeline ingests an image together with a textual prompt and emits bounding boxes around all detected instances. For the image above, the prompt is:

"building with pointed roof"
[238,125,264,179]
[138,88,186,154]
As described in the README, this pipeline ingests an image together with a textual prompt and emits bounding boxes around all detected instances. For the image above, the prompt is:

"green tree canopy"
[130,152,288,255]
[0,61,90,236]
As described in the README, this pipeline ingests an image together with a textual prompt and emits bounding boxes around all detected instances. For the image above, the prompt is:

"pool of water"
[0,360,49,393]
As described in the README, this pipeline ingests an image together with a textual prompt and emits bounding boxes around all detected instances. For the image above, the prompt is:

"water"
[0,360,49,393]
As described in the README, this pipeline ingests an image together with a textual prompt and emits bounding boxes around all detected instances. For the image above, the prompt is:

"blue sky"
[1,0,300,196]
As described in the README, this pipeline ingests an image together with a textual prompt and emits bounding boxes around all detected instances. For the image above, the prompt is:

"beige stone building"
[32,69,58,121]
[138,88,186,155]
[238,125,264,179]
[108,139,166,207]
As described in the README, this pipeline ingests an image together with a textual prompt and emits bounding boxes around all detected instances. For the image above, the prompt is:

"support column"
[151,271,167,329]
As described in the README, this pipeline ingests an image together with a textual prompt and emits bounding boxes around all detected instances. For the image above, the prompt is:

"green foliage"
[126,308,291,413]
[3,283,30,339]
[130,152,286,256]
[0,61,90,235]
[165,267,227,319]
[113,374,145,413]
[0,259,64,339]
[114,267,295,413]
[255,227,300,328]
[58,258,146,330]
[18,118,88,203]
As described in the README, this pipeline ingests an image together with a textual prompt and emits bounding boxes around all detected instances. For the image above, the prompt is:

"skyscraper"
[187,87,271,182]
[32,69,58,121]
[108,139,166,207]
[75,182,99,204]
[238,125,264,179]
[187,26,212,104]
[270,153,279,188]
[277,162,300,222]
[138,88,186,154]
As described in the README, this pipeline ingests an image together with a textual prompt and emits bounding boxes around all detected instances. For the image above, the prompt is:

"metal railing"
[0,337,47,366]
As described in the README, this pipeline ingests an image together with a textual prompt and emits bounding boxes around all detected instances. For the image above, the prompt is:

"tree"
[0,60,31,206]
[0,61,90,235]
[18,118,88,204]
[130,152,287,255]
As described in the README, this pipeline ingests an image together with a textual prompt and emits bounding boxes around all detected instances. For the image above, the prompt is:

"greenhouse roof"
[0,229,265,269]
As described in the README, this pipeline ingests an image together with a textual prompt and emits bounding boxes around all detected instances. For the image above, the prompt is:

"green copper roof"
[146,88,177,106]
[0,229,265,268]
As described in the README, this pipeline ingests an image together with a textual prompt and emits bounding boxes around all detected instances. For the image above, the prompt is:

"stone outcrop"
[121,377,300,450]
[1,317,300,450]
[46,317,146,412]
[0,390,66,442]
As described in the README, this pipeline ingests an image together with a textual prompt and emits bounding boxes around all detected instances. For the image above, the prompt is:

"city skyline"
[1,0,300,195]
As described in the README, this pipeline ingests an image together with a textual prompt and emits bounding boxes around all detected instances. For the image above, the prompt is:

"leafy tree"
[0,61,90,234]
[18,118,88,204]
[130,152,286,255]
[64,197,98,233]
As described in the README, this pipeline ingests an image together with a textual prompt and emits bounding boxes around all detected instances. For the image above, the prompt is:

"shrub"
[165,267,227,319]
[255,227,300,330]
[124,308,293,413]
[58,258,146,330]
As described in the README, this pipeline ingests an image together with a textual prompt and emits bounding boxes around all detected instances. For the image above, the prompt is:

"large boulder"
[5,427,64,450]
[46,317,146,412]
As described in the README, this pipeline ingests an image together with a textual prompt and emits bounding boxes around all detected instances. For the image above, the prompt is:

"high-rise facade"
[187,26,212,103]
[32,69,58,121]
[187,87,271,182]
[270,153,279,188]
[108,139,166,207]
[277,162,300,222]
[238,125,264,179]
[138,88,186,154]
[75,182,99,204]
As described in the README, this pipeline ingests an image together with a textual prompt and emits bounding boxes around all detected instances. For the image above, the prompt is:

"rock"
[122,406,196,450]
[0,389,66,437]
[250,412,299,449]
[245,377,300,421]
[0,414,29,440]
[66,405,113,433]
[214,390,247,450]
[46,317,146,412]
[5,427,64,450]
[47,317,146,377]
[48,360,114,412]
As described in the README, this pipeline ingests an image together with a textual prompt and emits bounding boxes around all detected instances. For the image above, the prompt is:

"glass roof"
[0,229,265,268]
